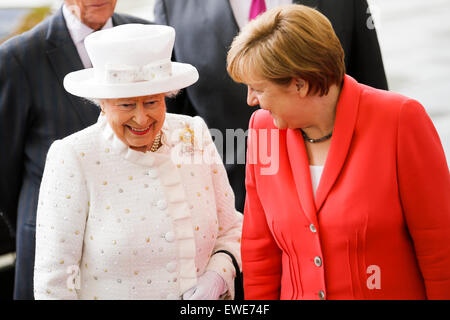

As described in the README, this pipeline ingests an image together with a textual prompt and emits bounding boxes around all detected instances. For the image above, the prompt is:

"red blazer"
[243,75,450,300]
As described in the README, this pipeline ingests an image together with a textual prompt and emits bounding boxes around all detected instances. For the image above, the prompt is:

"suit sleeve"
[0,43,32,233]
[33,140,88,299]
[242,112,282,300]
[347,0,388,90]
[397,99,450,299]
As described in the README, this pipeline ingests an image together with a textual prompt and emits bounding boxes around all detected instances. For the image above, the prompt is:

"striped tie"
[249,0,267,21]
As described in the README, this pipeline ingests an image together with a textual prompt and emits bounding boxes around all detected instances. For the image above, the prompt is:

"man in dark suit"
[154,0,388,213]
[0,0,149,300]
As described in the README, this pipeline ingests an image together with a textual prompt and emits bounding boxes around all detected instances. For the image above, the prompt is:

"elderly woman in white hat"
[33,24,242,300]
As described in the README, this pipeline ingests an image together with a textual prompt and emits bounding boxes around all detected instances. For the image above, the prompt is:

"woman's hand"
[182,271,227,300]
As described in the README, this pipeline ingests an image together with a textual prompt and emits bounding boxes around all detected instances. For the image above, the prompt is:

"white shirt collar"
[62,4,113,44]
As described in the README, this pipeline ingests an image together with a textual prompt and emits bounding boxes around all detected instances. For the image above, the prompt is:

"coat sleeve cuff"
[206,252,236,300]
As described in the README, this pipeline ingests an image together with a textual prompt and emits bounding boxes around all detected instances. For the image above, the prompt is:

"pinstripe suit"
[0,7,149,300]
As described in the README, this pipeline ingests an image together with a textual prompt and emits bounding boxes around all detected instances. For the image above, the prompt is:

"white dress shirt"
[62,4,113,68]
[229,0,292,30]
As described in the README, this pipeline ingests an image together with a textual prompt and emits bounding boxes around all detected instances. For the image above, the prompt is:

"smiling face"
[246,76,313,129]
[65,0,117,30]
[100,94,166,152]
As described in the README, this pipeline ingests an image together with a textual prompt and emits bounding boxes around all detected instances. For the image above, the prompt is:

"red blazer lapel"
[286,128,318,226]
[314,75,361,212]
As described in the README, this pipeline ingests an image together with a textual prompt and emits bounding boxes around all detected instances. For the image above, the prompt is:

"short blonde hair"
[227,4,345,96]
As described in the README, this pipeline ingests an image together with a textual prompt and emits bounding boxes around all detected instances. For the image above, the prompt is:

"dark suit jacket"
[0,7,149,300]
[154,0,388,213]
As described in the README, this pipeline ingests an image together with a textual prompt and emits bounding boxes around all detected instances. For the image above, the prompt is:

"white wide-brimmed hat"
[63,24,199,99]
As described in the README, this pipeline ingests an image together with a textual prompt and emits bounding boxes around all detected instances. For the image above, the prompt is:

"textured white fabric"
[34,113,242,300]
[182,270,226,300]
[104,60,172,84]
[63,24,199,99]
[62,4,113,69]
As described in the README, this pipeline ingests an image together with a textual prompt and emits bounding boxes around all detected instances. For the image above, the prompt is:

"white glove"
[182,271,227,300]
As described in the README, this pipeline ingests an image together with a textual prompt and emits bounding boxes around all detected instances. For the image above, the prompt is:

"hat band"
[103,60,173,84]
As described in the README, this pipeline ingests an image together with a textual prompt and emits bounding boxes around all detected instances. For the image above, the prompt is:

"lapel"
[45,7,98,127]
[287,76,361,222]
[286,128,318,225]
[204,0,240,48]
[315,76,361,212]
[111,12,127,26]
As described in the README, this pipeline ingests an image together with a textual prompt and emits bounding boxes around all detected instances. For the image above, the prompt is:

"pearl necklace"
[149,131,162,152]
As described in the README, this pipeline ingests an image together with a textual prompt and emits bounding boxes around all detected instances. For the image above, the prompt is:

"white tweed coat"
[33,113,242,300]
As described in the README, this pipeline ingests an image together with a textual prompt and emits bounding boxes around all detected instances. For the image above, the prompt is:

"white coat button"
[314,256,322,267]
[318,290,326,300]
[157,199,168,210]
[147,169,158,179]
[166,261,177,273]
[309,224,317,233]
[165,231,175,242]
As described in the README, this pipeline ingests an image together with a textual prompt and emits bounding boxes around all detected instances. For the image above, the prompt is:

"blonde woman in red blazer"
[227,4,450,300]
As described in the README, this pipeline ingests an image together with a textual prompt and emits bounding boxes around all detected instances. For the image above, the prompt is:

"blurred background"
[0,0,449,299]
